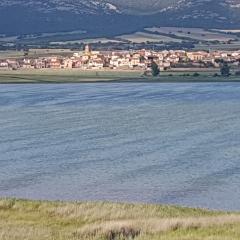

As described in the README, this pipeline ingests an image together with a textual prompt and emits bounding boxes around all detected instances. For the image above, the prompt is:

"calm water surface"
[0,83,240,210]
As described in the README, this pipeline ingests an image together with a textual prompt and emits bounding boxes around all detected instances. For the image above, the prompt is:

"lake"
[0,83,240,210]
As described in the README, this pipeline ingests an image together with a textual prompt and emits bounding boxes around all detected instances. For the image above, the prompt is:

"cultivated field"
[0,198,240,240]
[0,49,74,59]
[212,29,240,33]
[51,38,123,45]
[2,27,240,50]
[0,31,86,43]
[117,32,182,43]
[195,42,240,50]
[114,27,240,49]
[145,27,237,42]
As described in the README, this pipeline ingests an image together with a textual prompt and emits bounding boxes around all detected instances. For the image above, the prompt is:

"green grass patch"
[0,69,240,83]
[0,198,240,240]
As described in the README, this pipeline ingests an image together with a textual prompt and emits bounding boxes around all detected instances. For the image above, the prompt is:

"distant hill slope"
[105,0,182,14]
[0,0,240,35]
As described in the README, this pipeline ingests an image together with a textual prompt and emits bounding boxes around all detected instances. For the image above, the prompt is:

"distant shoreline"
[0,68,240,84]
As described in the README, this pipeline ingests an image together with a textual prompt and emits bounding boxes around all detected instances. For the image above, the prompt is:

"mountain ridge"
[0,0,240,35]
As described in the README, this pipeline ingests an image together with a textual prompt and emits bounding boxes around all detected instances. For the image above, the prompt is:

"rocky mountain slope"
[0,0,239,35]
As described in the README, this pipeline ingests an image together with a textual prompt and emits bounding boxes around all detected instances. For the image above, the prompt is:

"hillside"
[1,198,240,240]
[105,0,182,14]
[0,0,240,35]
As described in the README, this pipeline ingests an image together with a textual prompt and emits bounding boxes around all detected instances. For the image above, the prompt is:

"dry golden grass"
[0,198,240,240]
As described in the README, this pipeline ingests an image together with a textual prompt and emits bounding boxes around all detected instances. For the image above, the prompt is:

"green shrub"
[193,72,200,77]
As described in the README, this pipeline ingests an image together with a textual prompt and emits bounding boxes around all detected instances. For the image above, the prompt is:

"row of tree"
[150,61,231,77]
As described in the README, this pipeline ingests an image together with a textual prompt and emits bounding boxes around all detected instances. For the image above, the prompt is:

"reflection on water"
[0,83,240,210]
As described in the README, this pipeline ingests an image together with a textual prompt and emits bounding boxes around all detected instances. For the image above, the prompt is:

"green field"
[145,27,236,42]
[0,49,75,60]
[0,69,240,83]
[2,27,240,50]
[0,198,240,240]
[51,38,122,45]
[117,31,181,43]
[0,69,145,83]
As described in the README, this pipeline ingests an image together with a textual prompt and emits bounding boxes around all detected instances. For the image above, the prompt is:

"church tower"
[84,44,91,55]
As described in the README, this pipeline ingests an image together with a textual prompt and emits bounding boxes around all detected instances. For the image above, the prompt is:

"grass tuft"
[0,198,240,240]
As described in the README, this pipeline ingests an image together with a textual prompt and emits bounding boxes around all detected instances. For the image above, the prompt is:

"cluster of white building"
[1,45,240,71]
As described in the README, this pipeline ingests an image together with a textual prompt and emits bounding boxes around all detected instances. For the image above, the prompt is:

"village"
[1,45,240,73]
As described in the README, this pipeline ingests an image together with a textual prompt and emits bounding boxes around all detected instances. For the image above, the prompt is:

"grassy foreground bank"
[1,199,240,240]
[0,69,143,83]
[1,69,240,83]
